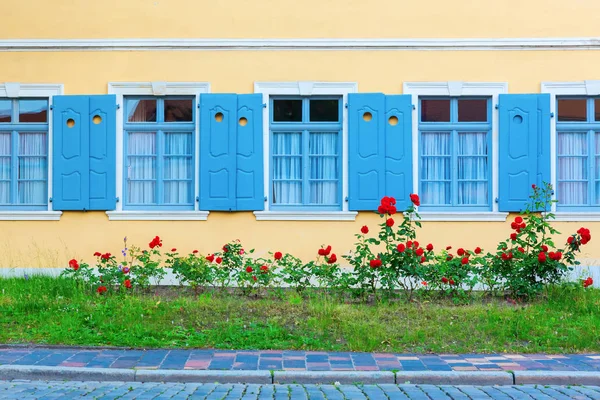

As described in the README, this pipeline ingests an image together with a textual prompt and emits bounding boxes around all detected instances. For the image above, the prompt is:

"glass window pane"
[273,100,302,122]
[422,182,451,205]
[558,182,587,205]
[165,132,192,155]
[0,182,8,203]
[0,132,10,156]
[164,181,192,204]
[164,99,193,122]
[595,99,600,121]
[558,99,587,122]
[458,182,488,205]
[421,99,450,122]
[0,133,10,203]
[18,181,46,204]
[273,132,301,155]
[128,181,155,204]
[558,132,587,156]
[458,99,488,122]
[128,132,156,155]
[310,182,338,204]
[18,157,47,180]
[273,182,302,204]
[0,100,11,123]
[19,100,47,123]
[309,132,337,155]
[126,99,157,122]
[19,132,47,156]
[310,100,339,122]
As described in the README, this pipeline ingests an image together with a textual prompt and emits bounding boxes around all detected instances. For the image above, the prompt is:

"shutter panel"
[200,94,237,211]
[384,95,413,211]
[348,93,386,211]
[236,94,264,211]
[498,94,550,212]
[88,95,117,210]
[52,96,90,210]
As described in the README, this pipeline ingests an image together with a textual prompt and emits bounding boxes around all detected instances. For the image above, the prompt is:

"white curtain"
[18,132,47,204]
[0,133,10,203]
[128,132,156,204]
[164,132,192,204]
[557,132,587,205]
[421,132,451,205]
[272,133,302,204]
[309,132,338,204]
[457,132,488,205]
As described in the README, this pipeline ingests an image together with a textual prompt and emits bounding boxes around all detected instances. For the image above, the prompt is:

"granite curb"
[1,365,600,385]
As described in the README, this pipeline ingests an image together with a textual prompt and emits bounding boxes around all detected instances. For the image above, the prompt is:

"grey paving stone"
[273,371,394,385]
[377,384,412,400]
[396,371,512,385]
[454,385,493,400]
[514,371,600,386]
[398,385,430,400]
[136,370,272,384]
[475,385,513,400]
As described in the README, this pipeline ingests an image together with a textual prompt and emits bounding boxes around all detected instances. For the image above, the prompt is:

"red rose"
[501,253,510,261]
[457,248,465,256]
[260,265,269,272]
[96,286,107,294]
[514,216,523,224]
[93,252,101,257]
[223,245,229,253]
[449,279,455,285]
[474,247,481,254]
[361,225,369,234]
[239,249,245,255]
[171,248,177,252]
[541,245,549,252]
[532,184,537,189]
[407,241,413,248]
[553,251,562,261]
[410,193,421,207]
[101,253,111,261]
[426,243,434,251]
[567,236,575,244]
[124,279,132,289]
[397,243,406,253]
[415,248,424,257]
[461,257,469,265]
[324,245,332,256]
[386,218,394,227]
[206,254,215,263]
[441,277,449,284]
[246,266,253,273]
[122,266,130,274]
[520,223,526,229]
[510,233,517,241]
[446,254,453,261]
[193,250,199,254]
[377,205,386,215]
[583,277,593,288]
[68,259,79,271]
[511,222,518,230]
[538,252,547,263]
[252,276,257,282]
[421,281,427,286]
[369,259,382,268]
[518,247,525,253]
[274,251,283,260]
[149,236,162,249]
[216,257,223,264]
[414,241,420,248]
[446,246,452,250]
[420,256,426,263]
[327,254,337,264]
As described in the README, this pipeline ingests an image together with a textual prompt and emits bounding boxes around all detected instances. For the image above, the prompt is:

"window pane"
[558,132,587,156]
[596,99,600,121]
[458,99,488,122]
[164,99,193,122]
[558,182,587,205]
[421,99,450,122]
[421,132,451,205]
[272,132,302,205]
[310,100,339,122]
[457,132,489,205]
[18,181,46,204]
[19,132,47,156]
[273,182,302,204]
[127,132,156,204]
[0,132,10,156]
[273,100,302,122]
[0,133,10,203]
[128,132,156,155]
[165,132,192,155]
[273,132,301,155]
[558,132,588,206]
[164,132,193,204]
[19,100,47,123]
[310,182,338,204]
[126,99,157,122]
[17,132,47,205]
[558,99,587,122]
[0,100,11,123]
[309,132,338,205]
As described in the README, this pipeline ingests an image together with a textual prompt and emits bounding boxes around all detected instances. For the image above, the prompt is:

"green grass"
[0,276,599,353]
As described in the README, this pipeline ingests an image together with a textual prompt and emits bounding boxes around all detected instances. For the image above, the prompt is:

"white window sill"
[0,211,62,221]
[254,211,358,221]
[418,212,508,222]
[106,211,209,221]
[553,213,600,222]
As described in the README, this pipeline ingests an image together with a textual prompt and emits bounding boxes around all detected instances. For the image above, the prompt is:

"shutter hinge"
[495,104,499,110]
[550,112,554,118]
[197,104,201,109]
[116,104,120,109]
[264,196,267,201]
[263,103,267,108]
[495,197,499,203]
[116,197,119,203]
[345,103,348,109]
[196,196,200,202]
[412,105,416,110]
[48,197,52,203]
[345,196,349,202]
[49,105,54,110]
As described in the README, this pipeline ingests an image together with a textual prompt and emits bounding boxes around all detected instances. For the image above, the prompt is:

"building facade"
[1,0,600,275]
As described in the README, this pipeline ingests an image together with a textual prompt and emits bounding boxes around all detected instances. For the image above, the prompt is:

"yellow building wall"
[0,49,598,268]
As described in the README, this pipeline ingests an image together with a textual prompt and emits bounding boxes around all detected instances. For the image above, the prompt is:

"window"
[270,97,342,210]
[418,97,492,210]
[0,98,49,210]
[123,96,195,210]
[556,97,600,208]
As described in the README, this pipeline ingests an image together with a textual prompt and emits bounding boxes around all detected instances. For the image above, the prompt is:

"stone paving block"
[395,371,513,385]
[0,365,135,382]
[514,371,600,385]
[273,371,395,385]
[135,369,272,384]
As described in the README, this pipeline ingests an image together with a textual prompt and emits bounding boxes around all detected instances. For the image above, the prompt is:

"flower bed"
[62,183,593,301]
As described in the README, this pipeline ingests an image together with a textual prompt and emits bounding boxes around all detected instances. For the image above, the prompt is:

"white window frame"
[253,81,358,221]
[0,82,64,221]
[541,80,600,221]
[106,81,211,221]
[403,81,509,222]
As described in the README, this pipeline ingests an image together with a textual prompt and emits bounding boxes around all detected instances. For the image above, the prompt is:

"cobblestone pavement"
[0,381,599,399]
[2,348,600,372]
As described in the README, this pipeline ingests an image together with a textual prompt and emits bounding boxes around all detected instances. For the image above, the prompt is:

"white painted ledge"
[106,211,209,221]
[417,212,508,222]
[553,213,600,222]
[254,211,358,221]
[0,211,62,221]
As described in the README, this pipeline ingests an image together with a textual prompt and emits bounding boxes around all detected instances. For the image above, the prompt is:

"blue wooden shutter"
[236,94,264,211]
[200,94,237,210]
[52,96,90,210]
[498,94,551,212]
[384,95,413,211]
[348,93,386,211]
[88,95,117,210]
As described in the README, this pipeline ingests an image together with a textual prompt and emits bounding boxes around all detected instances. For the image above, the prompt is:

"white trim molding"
[254,81,358,221]
[541,80,600,219]
[106,211,209,221]
[108,82,210,218]
[254,211,358,221]
[2,38,600,52]
[0,211,62,221]
[403,81,508,214]
[418,212,508,222]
